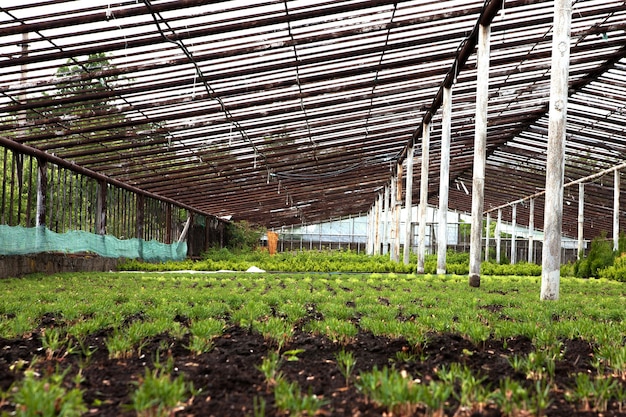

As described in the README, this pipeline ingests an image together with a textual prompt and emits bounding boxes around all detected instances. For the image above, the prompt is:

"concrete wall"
[0,253,120,279]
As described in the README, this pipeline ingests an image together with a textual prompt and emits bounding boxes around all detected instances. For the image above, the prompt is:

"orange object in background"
[267,231,279,255]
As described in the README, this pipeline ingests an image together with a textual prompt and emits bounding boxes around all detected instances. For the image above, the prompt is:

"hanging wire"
[142,0,270,174]
[283,0,319,165]
[362,3,398,144]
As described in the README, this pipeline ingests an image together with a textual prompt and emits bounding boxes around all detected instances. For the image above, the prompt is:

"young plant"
[40,328,67,360]
[335,349,357,387]
[186,318,224,355]
[105,329,135,359]
[252,317,293,351]
[492,377,530,416]
[130,366,193,417]
[12,368,87,417]
[273,377,328,416]
[356,366,422,416]
[257,351,283,387]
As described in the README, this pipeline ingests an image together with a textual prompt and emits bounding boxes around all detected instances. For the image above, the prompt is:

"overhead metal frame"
[1,0,626,238]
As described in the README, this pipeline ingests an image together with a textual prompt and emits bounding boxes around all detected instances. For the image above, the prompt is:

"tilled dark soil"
[1,326,625,416]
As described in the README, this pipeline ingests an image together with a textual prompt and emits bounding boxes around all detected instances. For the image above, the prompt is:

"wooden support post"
[179,211,192,243]
[437,86,452,274]
[36,157,47,227]
[578,183,584,260]
[390,178,397,260]
[383,185,390,255]
[613,170,620,251]
[165,204,172,244]
[374,193,382,255]
[469,23,490,288]
[96,180,107,235]
[417,121,430,274]
[528,199,535,263]
[403,144,414,265]
[541,0,572,301]
[496,208,502,264]
[485,213,490,262]
[511,204,517,264]
[136,194,145,240]
[392,163,403,262]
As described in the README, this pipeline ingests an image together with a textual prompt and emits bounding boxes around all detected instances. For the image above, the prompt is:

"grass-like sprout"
[11,367,87,417]
[130,366,193,417]
[186,318,225,355]
[335,349,356,387]
[273,378,328,416]
[304,317,357,345]
[252,317,293,351]
[105,329,136,359]
[356,366,422,416]
[257,351,283,388]
[492,377,530,416]
[40,328,67,361]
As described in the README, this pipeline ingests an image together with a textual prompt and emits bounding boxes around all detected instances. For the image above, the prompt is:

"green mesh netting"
[0,225,186,262]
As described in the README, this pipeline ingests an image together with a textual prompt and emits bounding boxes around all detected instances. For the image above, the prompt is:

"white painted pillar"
[528,199,535,263]
[417,121,430,274]
[390,177,397,260]
[511,204,517,264]
[469,23,490,287]
[403,144,414,265]
[374,193,382,255]
[496,208,502,263]
[391,164,403,262]
[541,0,572,301]
[366,207,373,255]
[382,185,390,255]
[437,86,452,274]
[613,169,620,252]
[485,213,490,262]
[577,183,584,260]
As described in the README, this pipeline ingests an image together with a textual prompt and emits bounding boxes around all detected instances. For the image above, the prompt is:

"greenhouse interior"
[1,0,626,279]
[4,2,626,417]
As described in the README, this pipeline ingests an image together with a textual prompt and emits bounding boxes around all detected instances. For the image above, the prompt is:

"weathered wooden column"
[511,204,517,264]
[96,180,107,235]
[36,158,47,227]
[485,213,490,262]
[403,144,414,265]
[437,86,452,274]
[541,0,572,301]
[613,169,620,251]
[383,185,390,255]
[577,183,584,259]
[165,203,172,244]
[390,176,398,261]
[366,207,374,255]
[417,121,430,274]
[374,193,382,255]
[469,23,490,287]
[136,194,145,240]
[391,164,403,262]
[528,198,535,263]
[496,208,502,263]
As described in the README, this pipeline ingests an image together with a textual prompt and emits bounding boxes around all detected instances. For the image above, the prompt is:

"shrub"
[574,233,615,278]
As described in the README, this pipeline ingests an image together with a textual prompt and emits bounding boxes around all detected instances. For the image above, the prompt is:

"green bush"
[598,253,626,282]
[574,234,615,278]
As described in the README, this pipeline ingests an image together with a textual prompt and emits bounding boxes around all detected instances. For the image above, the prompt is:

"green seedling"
[129,366,193,417]
[257,351,283,387]
[274,378,328,417]
[12,367,87,417]
[356,366,422,416]
[335,349,356,387]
